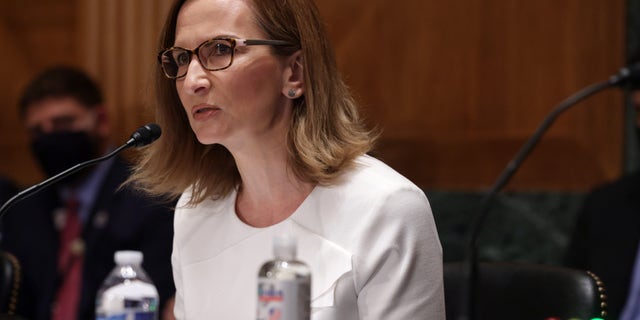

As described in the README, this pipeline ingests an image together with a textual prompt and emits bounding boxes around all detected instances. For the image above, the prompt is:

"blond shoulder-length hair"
[129,0,376,205]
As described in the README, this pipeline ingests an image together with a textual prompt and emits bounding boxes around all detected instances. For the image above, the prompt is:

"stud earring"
[287,89,297,98]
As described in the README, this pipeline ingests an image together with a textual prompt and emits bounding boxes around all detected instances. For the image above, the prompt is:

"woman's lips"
[192,104,220,121]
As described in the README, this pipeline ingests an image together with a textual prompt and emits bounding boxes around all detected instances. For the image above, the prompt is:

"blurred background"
[0,0,636,265]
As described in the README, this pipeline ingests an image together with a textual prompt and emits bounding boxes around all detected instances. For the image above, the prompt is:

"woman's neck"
[232,144,315,228]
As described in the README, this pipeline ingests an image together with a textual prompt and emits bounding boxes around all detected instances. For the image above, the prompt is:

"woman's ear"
[282,51,304,99]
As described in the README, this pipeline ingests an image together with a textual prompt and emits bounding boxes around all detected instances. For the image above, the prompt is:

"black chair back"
[0,251,20,317]
[444,262,607,320]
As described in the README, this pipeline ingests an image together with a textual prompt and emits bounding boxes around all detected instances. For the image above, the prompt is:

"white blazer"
[171,155,445,319]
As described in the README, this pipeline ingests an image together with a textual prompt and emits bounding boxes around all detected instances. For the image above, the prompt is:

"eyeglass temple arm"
[240,39,293,46]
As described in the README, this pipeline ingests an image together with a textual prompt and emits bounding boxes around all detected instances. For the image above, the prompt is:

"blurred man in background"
[0,177,17,207]
[0,66,175,320]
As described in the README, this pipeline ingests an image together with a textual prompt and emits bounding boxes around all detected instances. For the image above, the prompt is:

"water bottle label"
[96,310,156,320]
[257,278,310,320]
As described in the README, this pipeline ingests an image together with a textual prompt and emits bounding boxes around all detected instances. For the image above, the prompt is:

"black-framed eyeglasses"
[158,38,293,79]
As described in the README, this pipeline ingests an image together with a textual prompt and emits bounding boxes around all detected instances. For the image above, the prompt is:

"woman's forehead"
[175,0,258,45]
[177,0,249,29]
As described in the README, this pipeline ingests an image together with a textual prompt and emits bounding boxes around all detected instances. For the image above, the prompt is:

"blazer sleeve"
[353,187,445,319]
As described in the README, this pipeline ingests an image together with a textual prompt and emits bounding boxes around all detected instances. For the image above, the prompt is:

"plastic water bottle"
[257,234,311,320]
[95,250,159,320]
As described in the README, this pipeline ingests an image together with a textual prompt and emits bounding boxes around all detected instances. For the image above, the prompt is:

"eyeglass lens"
[160,39,236,78]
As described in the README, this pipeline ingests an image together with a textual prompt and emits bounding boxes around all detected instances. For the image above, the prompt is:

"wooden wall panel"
[0,0,627,192]
[318,0,625,191]
[77,0,173,148]
[0,0,78,185]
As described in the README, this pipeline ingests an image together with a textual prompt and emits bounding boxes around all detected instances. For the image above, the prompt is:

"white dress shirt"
[621,240,640,320]
[171,155,445,319]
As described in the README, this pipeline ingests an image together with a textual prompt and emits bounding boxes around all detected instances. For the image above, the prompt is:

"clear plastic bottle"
[95,250,159,320]
[257,234,311,320]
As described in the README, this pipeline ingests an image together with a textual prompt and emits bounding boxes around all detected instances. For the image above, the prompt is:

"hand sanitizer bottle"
[257,234,311,320]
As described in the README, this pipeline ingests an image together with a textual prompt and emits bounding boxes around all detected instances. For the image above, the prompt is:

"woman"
[131,0,445,318]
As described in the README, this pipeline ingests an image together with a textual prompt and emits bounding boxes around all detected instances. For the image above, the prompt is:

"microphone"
[127,123,162,147]
[609,63,640,87]
[457,64,634,320]
[0,123,162,219]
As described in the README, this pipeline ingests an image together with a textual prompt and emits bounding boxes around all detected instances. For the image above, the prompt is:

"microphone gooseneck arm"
[0,144,129,218]
[458,65,632,320]
[467,79,613,252]
[0,123,162,220]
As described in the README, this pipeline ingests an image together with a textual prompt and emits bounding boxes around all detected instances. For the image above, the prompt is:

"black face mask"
[30,131,97,178]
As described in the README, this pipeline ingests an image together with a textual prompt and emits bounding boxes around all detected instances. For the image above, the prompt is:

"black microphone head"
[129,123,162,147]
[610,63,640,87]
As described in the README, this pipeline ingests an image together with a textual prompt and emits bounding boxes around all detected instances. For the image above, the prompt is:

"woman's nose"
[182,56,211,95]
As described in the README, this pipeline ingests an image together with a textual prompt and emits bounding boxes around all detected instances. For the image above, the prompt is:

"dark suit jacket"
[0,157,176,320]
[0,177,18,203]
[565,171,640,319]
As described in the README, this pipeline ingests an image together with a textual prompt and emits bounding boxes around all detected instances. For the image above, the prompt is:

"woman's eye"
[212,43,233,56]
[175,51,191,66]
[201,40,233,57]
